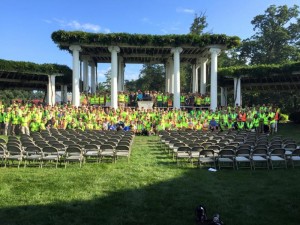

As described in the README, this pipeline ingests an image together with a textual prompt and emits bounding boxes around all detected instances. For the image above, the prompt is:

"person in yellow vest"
[167,94,173,108]
[180,94,186,107]
[195,94,202,108]
[20,112,30,135]
[10,109,20,136]
[118,91,125,108]
[156,92,163,108]
[94,93,100,107]
[163,93,169,108]
[99,93,105,107]
[204,94,211,106]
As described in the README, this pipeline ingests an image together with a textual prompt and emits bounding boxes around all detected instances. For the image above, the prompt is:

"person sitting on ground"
[209,117,218,131]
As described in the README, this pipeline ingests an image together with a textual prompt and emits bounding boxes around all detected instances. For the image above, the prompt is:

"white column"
[171,47,183,109]
[165,63,169,93]
[90,61,96,94]
[192,64,199,93]
[47,75,56,106]
[117,56,123,91]
[209,48,221,111]
[82,57,89,93]
[169,59,174,94]
[220,87,228,106]
[200,58,208,95]
[70,45,81,107]
[108,46,120,109]
[234,77,242,106]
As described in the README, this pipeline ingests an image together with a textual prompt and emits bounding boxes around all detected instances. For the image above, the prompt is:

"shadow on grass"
[1,167,300,225]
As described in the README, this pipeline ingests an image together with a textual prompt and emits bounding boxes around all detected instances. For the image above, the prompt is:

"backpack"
[195,205,207,224]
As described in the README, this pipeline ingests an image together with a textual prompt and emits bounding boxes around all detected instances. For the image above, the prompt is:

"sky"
[0,0,299,82]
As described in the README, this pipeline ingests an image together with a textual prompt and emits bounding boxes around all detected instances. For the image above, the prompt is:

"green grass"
[0,123,300,225]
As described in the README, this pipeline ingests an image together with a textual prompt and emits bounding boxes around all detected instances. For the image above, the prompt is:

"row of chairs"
[0,130,134,168]
[159,130,300,169]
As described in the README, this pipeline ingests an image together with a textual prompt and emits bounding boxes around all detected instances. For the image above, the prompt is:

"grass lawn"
[0,123,300,225]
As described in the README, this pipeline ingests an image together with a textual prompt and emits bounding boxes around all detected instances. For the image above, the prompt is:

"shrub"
[289,112,300,124]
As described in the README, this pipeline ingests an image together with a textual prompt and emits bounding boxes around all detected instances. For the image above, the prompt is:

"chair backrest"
[100,144,114,150]
[236,149,250,156]
[191,146,204,152]
[84,144,99,150]
[51,143,66,150]
[269,148,285,156]
[219,149,235,157]
[199,149,215,157]
[66,146,82,155]
[115,145,129,151]
[7,145,22,154]
[25,146,42,154]
[177,146,191,152]
[174,142,186,148]
[292,149,300,156]
[223,145,237,151]
[42,146,58,154]
[252,148,268,156]
[284,143,297,150]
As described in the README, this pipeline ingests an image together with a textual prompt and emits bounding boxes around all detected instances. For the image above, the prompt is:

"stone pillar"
[209,48,221,111]
[47,75,56,106]
[165,61,170,93]
[61,85,68,103]
[69,45,81,107]
[118,56,123,91]
[82,57,89,93]
[90,61,96,94]
[108,46,120,109]
[200,58,208,95]
[220,87,228,106]
[192,64,199,93]
[234,77,242,106]
[171,47,183,109]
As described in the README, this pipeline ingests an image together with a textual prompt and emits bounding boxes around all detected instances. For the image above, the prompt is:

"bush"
[289,112,300,124]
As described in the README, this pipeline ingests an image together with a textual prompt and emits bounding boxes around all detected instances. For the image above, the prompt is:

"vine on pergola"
[51,30,240,50]
[218,62,300,78]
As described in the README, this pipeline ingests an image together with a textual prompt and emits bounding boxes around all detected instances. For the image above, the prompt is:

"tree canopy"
[239,4,300,65]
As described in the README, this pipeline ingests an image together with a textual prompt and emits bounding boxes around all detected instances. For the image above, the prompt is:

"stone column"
[171,47,183,109]
[108,46,120,109]
[82,57,89,93]
[118,56,123,91]
[69,45,82,107]
[234,77,242,106]
[47,75,56,106]
[200,58,208,95]
[220,87,228,106]
[121,62,125,91]
[90,61,96,94]
[209,48,221,111]
[192,64,200,93]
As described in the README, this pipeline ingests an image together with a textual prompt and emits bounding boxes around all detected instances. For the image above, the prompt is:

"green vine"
[219,62,300,78]
[51,30,240,50]
[0,59,72,83]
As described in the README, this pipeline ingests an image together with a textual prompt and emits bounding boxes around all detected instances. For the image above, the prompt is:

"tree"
[240,4,300,64]
[135,64,165,91]
[97,69,111,91]
[189,12,208,35]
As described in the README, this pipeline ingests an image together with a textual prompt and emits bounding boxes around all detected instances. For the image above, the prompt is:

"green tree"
[97,69,111,91]
[189,12,208,35]
[135,64,165,91]
[240,4,300,64]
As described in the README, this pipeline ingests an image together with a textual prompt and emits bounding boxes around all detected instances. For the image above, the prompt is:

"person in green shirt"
[29,118,40,133]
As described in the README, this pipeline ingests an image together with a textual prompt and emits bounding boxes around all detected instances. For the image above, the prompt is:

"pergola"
[218,62,300,106]
[52,30,240,110]
[0,59,72,105]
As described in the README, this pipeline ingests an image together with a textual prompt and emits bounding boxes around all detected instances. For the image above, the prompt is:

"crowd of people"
[80,90,211,108]
[0,94,281,136]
